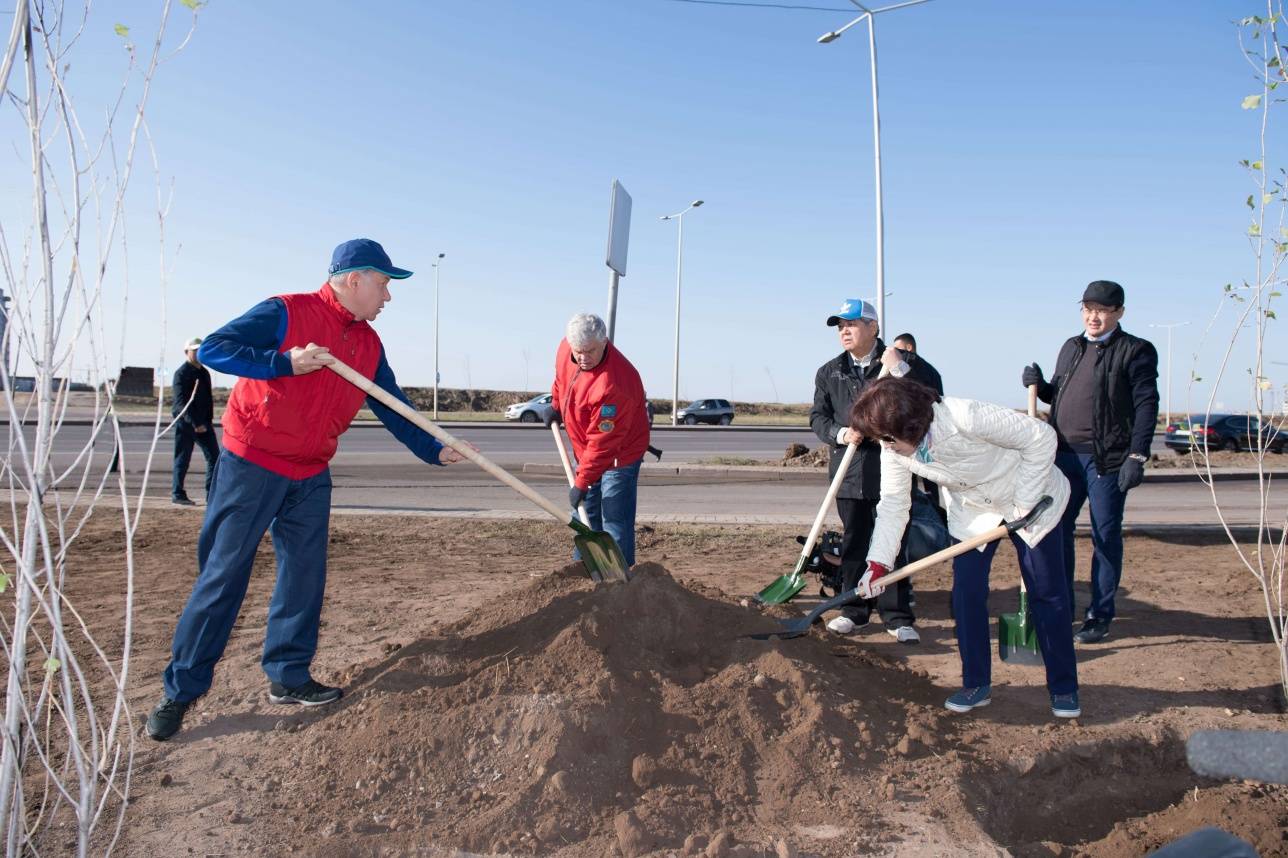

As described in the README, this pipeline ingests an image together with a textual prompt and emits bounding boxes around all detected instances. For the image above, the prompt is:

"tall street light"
[818,0,934,336]
[660,200,704,426]
[1149,321,1189,424]
[432,253,445,420]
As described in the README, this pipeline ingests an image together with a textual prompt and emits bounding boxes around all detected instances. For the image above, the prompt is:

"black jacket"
[172,361,215,428]
[1034,327,1159,473]
[810,340,941,499]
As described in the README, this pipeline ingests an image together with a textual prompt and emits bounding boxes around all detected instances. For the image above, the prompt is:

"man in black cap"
[1021,281,1159,644]
[171,336,220,505]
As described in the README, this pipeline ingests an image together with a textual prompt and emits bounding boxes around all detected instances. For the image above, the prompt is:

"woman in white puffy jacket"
[849,377,1081,720]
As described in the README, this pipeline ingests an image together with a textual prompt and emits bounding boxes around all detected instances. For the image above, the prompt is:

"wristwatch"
[1127,453,1148,464]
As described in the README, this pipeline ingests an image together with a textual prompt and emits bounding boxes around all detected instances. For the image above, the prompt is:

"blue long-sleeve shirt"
[199,298,444,466]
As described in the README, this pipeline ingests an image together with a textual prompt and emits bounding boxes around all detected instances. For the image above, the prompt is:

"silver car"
[504,393,554,423]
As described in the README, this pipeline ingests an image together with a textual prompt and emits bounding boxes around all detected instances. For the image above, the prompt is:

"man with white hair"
[146,239,468,742]
[171,336,220,505]
[547,313,650,566]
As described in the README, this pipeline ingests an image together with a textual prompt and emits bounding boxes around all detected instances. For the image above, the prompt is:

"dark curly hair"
[849,377,941,445]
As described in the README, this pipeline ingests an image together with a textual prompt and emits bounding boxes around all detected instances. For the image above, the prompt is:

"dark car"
[675,398,734,426]
[1164,413,1285,453]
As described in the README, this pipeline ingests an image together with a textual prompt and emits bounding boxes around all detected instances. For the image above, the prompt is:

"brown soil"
[44,513,1288,856]
[1150,450,1288,469]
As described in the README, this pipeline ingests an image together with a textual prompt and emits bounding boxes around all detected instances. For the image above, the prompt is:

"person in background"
[171,337,220,505]
[1021,280,1159,644]
[546,313,650,566]
[890,332,944,397]
[849,377,1079,719]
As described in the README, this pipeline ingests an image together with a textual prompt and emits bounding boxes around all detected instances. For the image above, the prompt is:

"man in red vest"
[146,239,467,741]
[547,313,650,566]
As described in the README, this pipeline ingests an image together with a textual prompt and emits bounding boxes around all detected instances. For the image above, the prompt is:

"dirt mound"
[779,443,828,468]
[253,563,960,856]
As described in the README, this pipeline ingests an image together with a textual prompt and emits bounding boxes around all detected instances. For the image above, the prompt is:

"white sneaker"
[888,625,920,644]
[826,616,856,635]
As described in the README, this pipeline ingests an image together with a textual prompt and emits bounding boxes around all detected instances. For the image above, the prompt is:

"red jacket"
[551,339,649,489]
[221,287,382,479]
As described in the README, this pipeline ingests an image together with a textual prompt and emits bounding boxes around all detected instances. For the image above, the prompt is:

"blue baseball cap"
[826,298,877,327]
[328,239,413,279]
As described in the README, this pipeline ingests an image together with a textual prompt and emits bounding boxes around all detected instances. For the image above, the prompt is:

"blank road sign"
[606,179,632,277]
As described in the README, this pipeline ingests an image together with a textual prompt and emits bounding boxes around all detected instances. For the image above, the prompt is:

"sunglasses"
[878,435,896,443]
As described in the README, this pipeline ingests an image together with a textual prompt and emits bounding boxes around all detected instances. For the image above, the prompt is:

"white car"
[504,393,554,423]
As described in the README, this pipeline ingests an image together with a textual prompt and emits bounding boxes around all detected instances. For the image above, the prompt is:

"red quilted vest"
[221,285,382,479]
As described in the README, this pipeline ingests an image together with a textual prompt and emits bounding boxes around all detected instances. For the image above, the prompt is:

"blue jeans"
[951,526,1077,695]
[172,422,220,500]
[1055,450,1127,622]
[163,449,333,702]
[577,458,642,566]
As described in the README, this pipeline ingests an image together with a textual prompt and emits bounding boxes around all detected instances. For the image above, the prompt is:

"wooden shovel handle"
[326,358,572,525]
[551,423,592,527]
[873,522,1010,591]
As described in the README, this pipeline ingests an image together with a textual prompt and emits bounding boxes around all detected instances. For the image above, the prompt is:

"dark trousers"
[836,497,914,627]
[163,449,333,702]
[1055,450,1127,622]
[951,527,1077,695]
[173,422,220,500]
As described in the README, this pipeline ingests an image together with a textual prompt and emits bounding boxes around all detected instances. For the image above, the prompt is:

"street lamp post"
[432,253,445,420]
[660,200,704,426]
[818,0,933,335]
[1149,321,1189,424]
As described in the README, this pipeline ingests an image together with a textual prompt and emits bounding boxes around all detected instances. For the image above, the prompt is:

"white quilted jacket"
[866,397,1070,567]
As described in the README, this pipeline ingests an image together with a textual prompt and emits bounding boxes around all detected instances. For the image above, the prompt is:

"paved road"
[11,423,1271,526]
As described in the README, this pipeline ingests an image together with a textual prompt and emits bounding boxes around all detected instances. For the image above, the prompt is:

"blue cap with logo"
[826,298,877,327]
[328,239,413,280]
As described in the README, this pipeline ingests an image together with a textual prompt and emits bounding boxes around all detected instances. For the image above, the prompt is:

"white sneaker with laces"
[826,616,856,635]
[888,625,920,644]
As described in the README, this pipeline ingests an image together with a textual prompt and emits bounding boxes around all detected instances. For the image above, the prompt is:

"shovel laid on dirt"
[998,386,1044,665]
[326,358,630,583]
[748,496,1053,640]
[755,365,891,605]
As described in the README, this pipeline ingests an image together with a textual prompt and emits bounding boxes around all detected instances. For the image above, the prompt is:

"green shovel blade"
[998,591,1043,665]
[569,519,631,583]
[755,556,809,605]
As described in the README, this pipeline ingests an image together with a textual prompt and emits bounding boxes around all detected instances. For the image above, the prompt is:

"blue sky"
[2,0,1281,412]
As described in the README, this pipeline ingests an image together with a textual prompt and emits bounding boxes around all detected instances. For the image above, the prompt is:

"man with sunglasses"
[810,299,941,642]
[1021,280,1159,644]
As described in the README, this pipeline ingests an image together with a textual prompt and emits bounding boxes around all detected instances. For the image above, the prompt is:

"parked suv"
[504,393,554,423]
[676,398,735,426]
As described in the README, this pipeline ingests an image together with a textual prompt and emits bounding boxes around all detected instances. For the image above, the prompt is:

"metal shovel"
[550,423,632,583]
[748,496,1053,640]
[998,386,1045,664]
[326,358,630,583]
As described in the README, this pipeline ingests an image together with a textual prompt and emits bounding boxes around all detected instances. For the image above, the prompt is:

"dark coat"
[171,361,214,428]
[810,340,942,499]
[1035,327,1159,473]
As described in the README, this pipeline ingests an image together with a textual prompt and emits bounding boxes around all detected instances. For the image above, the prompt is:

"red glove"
[857,561,890,599]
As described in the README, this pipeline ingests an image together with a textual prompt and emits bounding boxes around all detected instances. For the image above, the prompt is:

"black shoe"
[1074,618,1111,644]
[146,697,190,741]
[269,679,343,706]
[171,495,195,506]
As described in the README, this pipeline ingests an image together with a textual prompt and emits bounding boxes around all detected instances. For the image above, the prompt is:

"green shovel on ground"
[997,385,1045,665]
[327,358,630,583]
